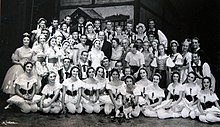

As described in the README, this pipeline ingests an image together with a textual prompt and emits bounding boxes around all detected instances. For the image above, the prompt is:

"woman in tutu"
[181,72,201,118]
[120,75,141,118]
[39,71,62,114]
[142,73,165,117]
[157,71,184,119]
[195,77,220,123]
[100,68,123,115]
[2,33,34,96]
[88,39,105,70]
[6,62,40,113]
[61,66,84,114]
[81,67,100,113]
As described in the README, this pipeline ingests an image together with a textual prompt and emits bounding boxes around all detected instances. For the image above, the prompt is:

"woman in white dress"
[142,73,165,117]
[7,62,40,113]
[195,77,220,123]
[88,39,105,69]
[2,33,34,96]
[39,71,62,114]
[85,21,96,42]
[157,72,184,119]
[181,72,201,118]
[100,68,123,115]
[62,66,84,114]
[81,67,100,113]
[45,37,61,72]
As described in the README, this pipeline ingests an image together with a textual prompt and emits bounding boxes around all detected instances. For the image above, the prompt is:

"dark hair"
[147,18,157,28]
[48,36,56,47]
[23,61,33,71]
[51,17,59,22]
[38,18,47,24]
[41,28,50,34]
[153,73,162,80]
[63,57,72,63]
[115,61,122,67]
[95,66,105,78]
[124,75,135,85]
[201,77,212,90]
[110,68,120,78]
[112,38,120,45]
[70,66,82,80]
[186,71,197,82]
[136,67,148,81]
[101,57,110,67]
[130,43,139,50]
[81,50,88,56]
[171,71,181,83]
[60,22,68,29]
[80,34,87,39]
[22,32,31,39]
[86,67,95,78]
[192,37,199,42]
[46,71,57,83]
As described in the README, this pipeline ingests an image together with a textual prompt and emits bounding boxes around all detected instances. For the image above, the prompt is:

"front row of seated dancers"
[5,61,220,123]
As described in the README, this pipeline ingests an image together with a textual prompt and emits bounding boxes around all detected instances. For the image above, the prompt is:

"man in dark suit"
[98,31,112,60]
[58,57,72,83]
[71,16,86,36]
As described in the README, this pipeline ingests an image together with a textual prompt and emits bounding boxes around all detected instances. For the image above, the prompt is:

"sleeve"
[133,86,142,96]
[41,85,48,95]
[158,30,168,49]
[186,52,192,63]
[11,48,19,61]
[105,83,111,90]
[212,93,219,102]
[167,83,172,92]
[150,58,157,67]
[166,57,175,67]
[175,54,183,65]
[202,63,211,77]
[124,52,130,63]
[159,89,165,98]
[62,80,68,87]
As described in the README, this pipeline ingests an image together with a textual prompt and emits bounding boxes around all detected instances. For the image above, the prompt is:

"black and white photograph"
[0,0,220,126]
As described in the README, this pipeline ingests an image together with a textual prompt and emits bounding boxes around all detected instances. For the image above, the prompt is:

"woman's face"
[126,78,133,87]
[182,42,189,52]
[158,45,165,55]
[148,20,155,29]
[62,24,68,31]
[25,63,33,73]
[39,20,46,29]
[56,36,63,44]
[153,75,160,84]
[137,26,144,33]
[71,68,79,78]
[94,20,101,28]
[87,25,93,33]
[139,69,147,79]
[112,71,119,79]
[172,73,179,83]
[88,68,95,78]
[48,73,56,84]
[50,38,57,47]
[112,40,118,48]
[124,68,131,76]
[97,68,104,77]
[143,43,149,50]
[203,79,211,89]
[152,41,158,50]
[39,35,46,43]
[23,37,30,46]
[63,42,70,49]
[72,32,79,39]
[187,73,195,83]
[116,27,122,34]
[171,43,177,53]
[94,40,101,49]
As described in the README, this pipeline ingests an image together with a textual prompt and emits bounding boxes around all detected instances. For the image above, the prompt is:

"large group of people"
[1,15,219,123]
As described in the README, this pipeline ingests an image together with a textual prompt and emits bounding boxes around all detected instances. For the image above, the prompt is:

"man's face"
[98,31,105,41]
[94,20,101,28]
[192,39,200,49]
[106,22,112,29]
[78,17,85,24]
[126,23,133,31]
[52,20,59,27]
[130,43,137,54]
[63,59,71,69]
[81,52,88,62]
[80,35,87,44]
[192,53,200,64]
[65,16,71,25]
[102,59,109,67]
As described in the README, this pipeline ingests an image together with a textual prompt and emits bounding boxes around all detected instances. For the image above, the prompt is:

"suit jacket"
[71,23,85,35]
[58,68,71,84]
[101,40,112,60]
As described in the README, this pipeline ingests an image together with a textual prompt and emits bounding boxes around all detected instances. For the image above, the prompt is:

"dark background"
[0,0,220,96]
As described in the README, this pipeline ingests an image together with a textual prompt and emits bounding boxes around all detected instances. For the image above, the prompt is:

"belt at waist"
[48,58,58,63]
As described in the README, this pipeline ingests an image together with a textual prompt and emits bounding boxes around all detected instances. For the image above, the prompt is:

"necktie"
[65,72,69,79]
[82,65,87,72]
[106,71,109,78]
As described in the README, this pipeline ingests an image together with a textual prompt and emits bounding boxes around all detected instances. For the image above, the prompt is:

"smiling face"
[96,67,104,77]
[112,71,119,80]
[87,25,93,33]
[71,68,79,78]
[94,40,101,49]
[153,75,160,85]
[203,78,211,89]
[88,68,95,78]
[139,69,147,79]
[187,73,196,83]
[94,20,101,28]
[48,72,56,85]
[171,43,178,53]
[63,58,71,69]
[125,77,133,87]
[143,42,149,51]
[25,63,33,74]
[148,20,155,29]
[50,38,57,47]
[112,39,118,48]
[124,68,131,76]
[182,42,189,52]
[23,37,30,46]
[158,45,165,55]
[39,35,46,44]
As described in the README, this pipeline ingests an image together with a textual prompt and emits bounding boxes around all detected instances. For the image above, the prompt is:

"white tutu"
[99,95,112,104]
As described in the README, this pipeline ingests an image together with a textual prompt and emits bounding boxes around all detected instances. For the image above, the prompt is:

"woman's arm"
[108,90,118,108]
[81,88,91,101]
[40,95,46,110]
[28,83,36,100]
[197,100,205,115]
[215,101,220,110]
[170,91,184,107]
[93,89,100,103]
[47,89,60,106]
[166,92,171,100]
[15,84,24,98]
[148,97,163,108]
